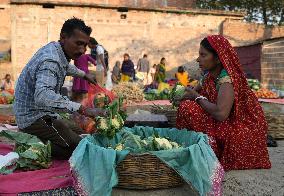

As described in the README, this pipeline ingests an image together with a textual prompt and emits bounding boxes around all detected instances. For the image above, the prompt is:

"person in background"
[155,57,166,83]
[175,66,189,86]
[149,64,157,84]
[72,52,96,102]
[121,53,135,82]
[1,74,14,94]
[14,18,106,160]
[88,38,107,86]
[111,61,121,84]
[137,54,150,85]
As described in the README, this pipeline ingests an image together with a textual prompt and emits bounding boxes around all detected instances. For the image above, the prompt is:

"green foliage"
[0,131,52,174]
[196,0,284,25]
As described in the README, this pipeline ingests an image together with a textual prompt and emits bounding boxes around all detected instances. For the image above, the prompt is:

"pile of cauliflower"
[96,114,124,139]
[95,97,127,139]
[113,130,180,152]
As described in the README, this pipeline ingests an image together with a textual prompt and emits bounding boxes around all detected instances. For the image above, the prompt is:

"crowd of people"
[12,17,271,172]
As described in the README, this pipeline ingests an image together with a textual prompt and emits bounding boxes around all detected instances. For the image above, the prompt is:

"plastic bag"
[105,70,113,91]
[81,84,116,108]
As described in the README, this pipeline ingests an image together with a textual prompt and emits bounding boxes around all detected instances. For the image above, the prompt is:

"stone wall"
[222,19,284,47]
[0,0,11,52]
[11,0,197,9]
[9,3,241,79]
[261,38,284,90]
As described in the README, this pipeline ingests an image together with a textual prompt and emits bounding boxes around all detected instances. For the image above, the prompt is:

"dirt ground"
[113,140,284,196]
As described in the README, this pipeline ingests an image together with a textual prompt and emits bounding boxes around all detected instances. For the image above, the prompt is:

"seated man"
[14,18,105,159]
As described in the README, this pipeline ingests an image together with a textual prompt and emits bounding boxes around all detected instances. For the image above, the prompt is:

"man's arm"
[34,61,81,113]
[67,63,97,85]
[66,63,85,78]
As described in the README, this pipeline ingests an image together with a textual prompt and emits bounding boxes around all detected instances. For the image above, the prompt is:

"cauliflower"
[111,117,121,129]
[169,83,186,107]
[154,137,173,150]
[115,143,124,151]
[96,117,109,131]
[170,141,180,149]
[174,84,185,99]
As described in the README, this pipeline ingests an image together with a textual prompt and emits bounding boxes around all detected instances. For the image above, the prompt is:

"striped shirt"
[14,42,85,129]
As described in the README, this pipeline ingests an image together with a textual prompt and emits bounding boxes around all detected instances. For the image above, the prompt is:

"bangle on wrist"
[195,96,208,102]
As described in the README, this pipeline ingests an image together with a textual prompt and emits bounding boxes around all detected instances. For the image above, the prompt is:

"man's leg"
[22,116,82,159]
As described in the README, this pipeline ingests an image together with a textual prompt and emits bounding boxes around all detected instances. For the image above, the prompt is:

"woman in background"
[112,61,121,84]
[72,54,96,102]
[121,53,135,82]
[155,57,166,83]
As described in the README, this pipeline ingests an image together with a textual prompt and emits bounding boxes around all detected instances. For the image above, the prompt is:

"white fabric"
[96,45,105,71]
[0,152,19,169]
[105,70,113,91]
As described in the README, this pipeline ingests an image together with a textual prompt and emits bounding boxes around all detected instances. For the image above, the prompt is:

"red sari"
[176,35,271,171]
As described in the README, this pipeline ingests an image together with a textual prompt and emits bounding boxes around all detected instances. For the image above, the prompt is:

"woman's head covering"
[205,35,266,127]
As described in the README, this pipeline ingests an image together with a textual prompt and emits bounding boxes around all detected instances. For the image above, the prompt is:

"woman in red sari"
[176,35,271,171]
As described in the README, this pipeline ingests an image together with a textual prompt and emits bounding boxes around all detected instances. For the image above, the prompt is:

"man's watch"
[195,96,208,102]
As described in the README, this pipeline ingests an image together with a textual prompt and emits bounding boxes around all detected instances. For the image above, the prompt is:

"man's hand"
[79,106,108,118]
[84,73,97,85]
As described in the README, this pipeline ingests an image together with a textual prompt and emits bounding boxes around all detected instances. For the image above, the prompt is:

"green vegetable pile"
[96,97,126,139]
[0,130,52,174]
[113,130,180,153]
[144,89,170,101]
[247,79,261,91]
[169,83,186,107]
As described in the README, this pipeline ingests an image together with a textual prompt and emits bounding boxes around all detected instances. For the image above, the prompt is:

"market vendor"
[14,18,106,159]
[175,35,271,171]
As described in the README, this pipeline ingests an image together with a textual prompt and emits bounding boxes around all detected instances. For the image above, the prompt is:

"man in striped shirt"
[14,18,105,159]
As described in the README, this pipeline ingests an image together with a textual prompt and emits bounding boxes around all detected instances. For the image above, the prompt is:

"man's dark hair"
[60,17,92,37]
[90,37,98,45]
[124,53,130,58]
[143,54,147,58]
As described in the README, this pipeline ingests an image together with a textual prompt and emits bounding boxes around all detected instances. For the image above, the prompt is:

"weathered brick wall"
[10,4,239,79]
[10,0,196,9]
[223,19,284,47]
[261,38,284,90]
[0,1,10,51]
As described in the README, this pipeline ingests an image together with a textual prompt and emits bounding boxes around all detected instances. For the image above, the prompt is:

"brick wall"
[0,1,10,52]
[11,0,196,9]
[10,4,240,79]
[223,19,284,47]
[261,38,284,90]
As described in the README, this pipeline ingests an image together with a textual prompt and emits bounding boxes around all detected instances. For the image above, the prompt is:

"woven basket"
[265,112,284,139]
[151,106,177,127]
[116,153,184,189]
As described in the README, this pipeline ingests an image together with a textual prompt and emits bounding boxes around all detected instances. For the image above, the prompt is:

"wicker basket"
[151,106,177,127]
[265,112,284,139]
[116,153,184,189]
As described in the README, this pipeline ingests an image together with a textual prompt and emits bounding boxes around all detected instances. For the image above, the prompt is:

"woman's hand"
[174,87,199,102]
[183,87,200,101]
